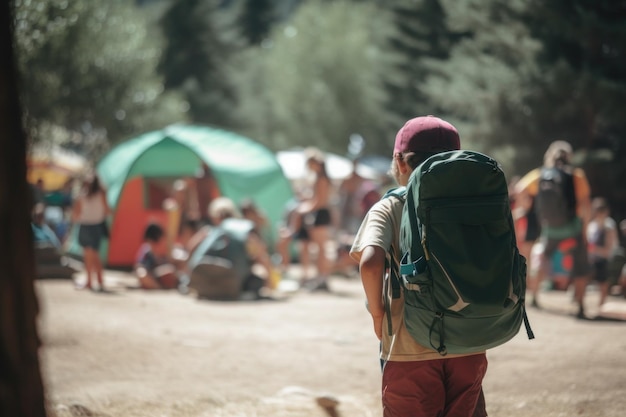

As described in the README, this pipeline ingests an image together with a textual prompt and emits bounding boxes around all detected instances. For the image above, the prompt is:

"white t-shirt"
[77,192,107,225]
[350,195,477,362]
[587,216,618,261]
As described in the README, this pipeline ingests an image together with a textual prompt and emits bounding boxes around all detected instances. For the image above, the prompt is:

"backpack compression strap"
[400,187,428,277]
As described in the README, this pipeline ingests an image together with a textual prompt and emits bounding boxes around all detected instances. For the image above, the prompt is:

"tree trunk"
[0,2,48,416]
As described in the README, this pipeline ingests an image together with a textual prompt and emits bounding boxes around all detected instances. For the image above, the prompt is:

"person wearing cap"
[350,116,487,417]
[514,140,591,318]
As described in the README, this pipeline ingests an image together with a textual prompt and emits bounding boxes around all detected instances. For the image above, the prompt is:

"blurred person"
[168,217,200,294]
[210,197,275,289]
[31,177,46,208]
[46,178,75,242]
[31,202,61,249]
[350,116,488,417]
[134,223,180,290]
[241,198,281,288]
[334,161,382,277]
[31,202,78,280]
[171,178,201,229]
[175,218,201,254]
[338,158,367,235]
[72,174,111,291]
[619,219,626,248]
[510,174,541,293]
[240,198,271,244]
[586,197,619,307]
[619,220,626,297]
[510,175,541,272]
[188,197,276,299]
[295,147,334,291]
[275,196,313,280]
[515,140,591,318]
[188,162,221,225]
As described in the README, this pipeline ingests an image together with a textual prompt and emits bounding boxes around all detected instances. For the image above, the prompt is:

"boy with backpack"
[515,140,591,318]
[350,116,490,417]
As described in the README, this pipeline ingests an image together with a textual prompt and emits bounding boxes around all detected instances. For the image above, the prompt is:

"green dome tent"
[68,124,293,268]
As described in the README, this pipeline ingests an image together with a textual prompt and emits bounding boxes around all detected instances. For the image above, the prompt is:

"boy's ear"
[396,158,410,174]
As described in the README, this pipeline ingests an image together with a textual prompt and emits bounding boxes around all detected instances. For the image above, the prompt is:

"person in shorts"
[293,148,334,291]
[515,141,592,318]
[72,174,111,291]
[586,197,619,307]
[350,116,487,417]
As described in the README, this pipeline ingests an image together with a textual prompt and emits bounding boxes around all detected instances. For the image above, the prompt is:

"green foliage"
[384,0,466,124]
[236,0,278,46]
[424,0,541,175]
[522,0,626,216]
[10,0,626,215]
[426,0,626,214]
[521,0,626,149]
[232,0,396,156]
[13,0,186,156]
[158,0,241,127]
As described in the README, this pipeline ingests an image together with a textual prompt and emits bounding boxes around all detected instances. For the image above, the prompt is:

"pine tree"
[430,1,541,154]
[522,0,626,218]
[384,0,466,123]
[237,0,278,46]
[159,0,240,127]
[523,0,626,149]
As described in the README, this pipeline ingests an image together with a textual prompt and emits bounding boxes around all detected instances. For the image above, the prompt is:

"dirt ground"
[36,268,626,417]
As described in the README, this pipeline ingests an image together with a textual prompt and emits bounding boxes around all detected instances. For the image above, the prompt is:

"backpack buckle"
[399,253,427,277]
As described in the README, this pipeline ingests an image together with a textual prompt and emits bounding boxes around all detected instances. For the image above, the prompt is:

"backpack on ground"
[534,165,577,228]
[398,150,534,356]
[187,218,255,300]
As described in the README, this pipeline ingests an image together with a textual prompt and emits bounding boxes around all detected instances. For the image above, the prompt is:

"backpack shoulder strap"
[382,186,407,201]
[563,165,577,210]
[381,186,406,300]
[379,187,407,336]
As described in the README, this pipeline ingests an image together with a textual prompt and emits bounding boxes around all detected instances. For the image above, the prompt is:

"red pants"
[382,354,488,417]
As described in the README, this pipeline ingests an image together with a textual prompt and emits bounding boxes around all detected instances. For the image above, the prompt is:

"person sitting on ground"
[134,223,180,290]
[214,197,276,293]
[188,197,276,299]
[275,196,312,279]
[31,203,62,249]
[240,198,271,244]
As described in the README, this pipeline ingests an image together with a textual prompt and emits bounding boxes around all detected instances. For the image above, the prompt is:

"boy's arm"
[358,245,386,341]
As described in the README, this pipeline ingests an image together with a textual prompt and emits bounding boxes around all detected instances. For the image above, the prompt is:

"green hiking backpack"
[398,150,534,356]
